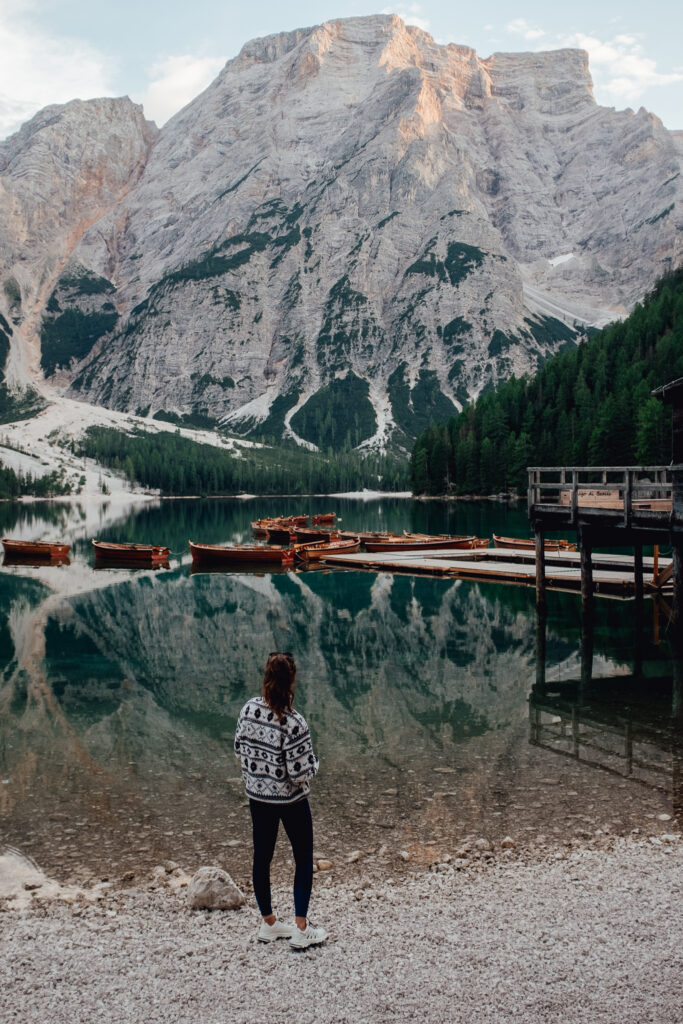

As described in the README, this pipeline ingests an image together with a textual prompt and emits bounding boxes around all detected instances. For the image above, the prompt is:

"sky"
[0,0,681,140]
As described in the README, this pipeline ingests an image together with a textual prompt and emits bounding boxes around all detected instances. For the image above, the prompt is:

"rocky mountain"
[0,15,680,452]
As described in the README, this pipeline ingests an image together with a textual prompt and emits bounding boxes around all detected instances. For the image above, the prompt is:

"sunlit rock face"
[1,15,680,448]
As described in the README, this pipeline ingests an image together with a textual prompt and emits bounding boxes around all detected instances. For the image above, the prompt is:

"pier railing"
[527,466,674,526]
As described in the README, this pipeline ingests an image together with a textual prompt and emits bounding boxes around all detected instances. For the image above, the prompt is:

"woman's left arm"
[282,714,319,781]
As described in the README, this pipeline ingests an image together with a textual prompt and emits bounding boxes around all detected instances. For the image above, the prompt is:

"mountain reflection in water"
[0,497,680,889]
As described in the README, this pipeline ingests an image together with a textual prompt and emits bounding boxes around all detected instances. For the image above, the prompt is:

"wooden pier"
[318,546,673,597]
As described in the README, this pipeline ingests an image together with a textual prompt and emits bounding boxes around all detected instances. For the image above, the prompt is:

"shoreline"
[3,836,682,1023]
[2,825,679,910]
[1,489,415,505]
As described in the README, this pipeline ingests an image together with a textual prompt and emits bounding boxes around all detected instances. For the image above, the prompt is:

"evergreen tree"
[411,267,683,494]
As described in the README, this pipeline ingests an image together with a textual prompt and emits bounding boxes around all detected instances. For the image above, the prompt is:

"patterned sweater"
[234,696,319,804]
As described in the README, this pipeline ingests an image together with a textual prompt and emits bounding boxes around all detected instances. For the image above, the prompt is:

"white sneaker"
[257,919,295,943]
[289,922,328,949]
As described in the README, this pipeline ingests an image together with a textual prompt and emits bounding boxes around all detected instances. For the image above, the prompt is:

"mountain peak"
[0,16,680,451]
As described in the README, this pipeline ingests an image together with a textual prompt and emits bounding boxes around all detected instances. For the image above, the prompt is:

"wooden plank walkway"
[318,546,673,595]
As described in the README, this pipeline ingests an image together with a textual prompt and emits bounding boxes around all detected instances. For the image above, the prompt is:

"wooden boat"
[403,531,490,550]
[311,513,336,525]
[189,541,295,565]
[493,534,577,552]
[336,530,400,547]
[2,538,71,560]
[289,526,334,543]
[265,524,296,543]
[252,515,308,537]
[294,536,360,562]
[251,520,271,536]
[92,540,170,564]
[365,534,478,552]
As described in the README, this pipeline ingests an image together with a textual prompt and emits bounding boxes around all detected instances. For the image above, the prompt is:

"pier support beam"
[673,654,683,819]
[535,524,546,613]
[672,542,683,631]
[634,544,644,604]
[580,614,594,697]
[579,530,593,614]
[535,608,547,692]
[634,544,645,678]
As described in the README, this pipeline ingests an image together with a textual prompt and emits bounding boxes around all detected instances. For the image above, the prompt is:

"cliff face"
[0,98,157,391]
[0,15,680,449]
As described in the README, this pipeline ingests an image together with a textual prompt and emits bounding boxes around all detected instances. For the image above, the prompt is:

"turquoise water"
[0,497,680,887]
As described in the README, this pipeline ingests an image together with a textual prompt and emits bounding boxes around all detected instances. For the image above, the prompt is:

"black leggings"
[249,797,314,919]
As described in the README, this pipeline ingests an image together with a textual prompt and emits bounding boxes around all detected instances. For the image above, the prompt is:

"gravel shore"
[2,836,682,1024]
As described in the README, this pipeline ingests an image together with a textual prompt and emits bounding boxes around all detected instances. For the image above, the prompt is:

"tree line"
[411,268,683,495]
[0,462,71,499]
[79,427,410,495]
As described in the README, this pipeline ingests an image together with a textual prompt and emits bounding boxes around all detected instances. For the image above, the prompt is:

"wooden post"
[673,651,683,722]
[580,529,593,613]
[570,470,578,525]
[672,654,683,820]
[580,613,594,696]
[634,544,644,601]
[535,524,546,613]
[672,542,683,632]
[634,540,644,681]
[535,607,547,691]
[623,468,632,526]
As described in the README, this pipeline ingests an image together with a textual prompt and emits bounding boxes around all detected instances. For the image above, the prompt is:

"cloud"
[0,8,115,140]
[136,54,226,127]
[506,19,546,42]
[505,19,683,105]
[381,5,431,34]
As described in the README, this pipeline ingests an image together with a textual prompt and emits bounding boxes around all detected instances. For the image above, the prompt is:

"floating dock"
[317,546,673,596]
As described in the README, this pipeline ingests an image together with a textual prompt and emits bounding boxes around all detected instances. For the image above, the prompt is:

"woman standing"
[234,652,327,949]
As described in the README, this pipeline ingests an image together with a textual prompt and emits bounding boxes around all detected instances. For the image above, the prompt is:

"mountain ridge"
[0,15,680,452]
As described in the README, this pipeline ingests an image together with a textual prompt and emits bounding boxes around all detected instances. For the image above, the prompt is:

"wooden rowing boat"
[311,512,335,524]
[289,526,334,543]
[189,541,295,565]
[336,530,400,547]
[294,536,361,561]
[265,525,296,543]
[2,538,71,560]
[403,532,490,550]
[251,520,271,537]
[365,534,479,552]
[92,540,170,564]
[252,515,308,537]
[493,534,577,552]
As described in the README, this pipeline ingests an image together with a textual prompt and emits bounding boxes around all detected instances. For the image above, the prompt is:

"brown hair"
[262,652,296,719]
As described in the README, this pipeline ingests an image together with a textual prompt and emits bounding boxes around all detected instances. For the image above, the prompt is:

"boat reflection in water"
[93,559,171,571]
[3,554,71,568]
[189,562,294,576]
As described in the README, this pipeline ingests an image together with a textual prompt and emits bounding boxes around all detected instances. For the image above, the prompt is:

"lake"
[1,496,681,890]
